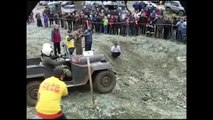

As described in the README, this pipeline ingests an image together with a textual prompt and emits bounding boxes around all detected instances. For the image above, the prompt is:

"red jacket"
[51,29,61,43]
[156,9,160,16]
[122,18,129,26]
[84,19,92,29]
[134,20,139,27]
[109,17,115,28]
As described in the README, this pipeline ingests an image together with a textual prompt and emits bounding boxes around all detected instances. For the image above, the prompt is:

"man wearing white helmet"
[41,43,67,73]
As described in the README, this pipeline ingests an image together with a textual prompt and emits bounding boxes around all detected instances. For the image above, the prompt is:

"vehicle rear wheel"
[165,7,171,12]
[94,71,116,93]
[27,81,41,106]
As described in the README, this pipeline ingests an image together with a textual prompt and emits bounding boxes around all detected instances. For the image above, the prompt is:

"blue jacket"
[84,29,93,43]
[176,20,185,31]
[150,12,156,18]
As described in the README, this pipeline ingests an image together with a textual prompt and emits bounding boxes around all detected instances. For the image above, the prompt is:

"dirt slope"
[27,2,186,119]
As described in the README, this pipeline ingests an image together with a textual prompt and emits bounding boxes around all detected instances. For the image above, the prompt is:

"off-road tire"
[27,81,41,106]
[94,71,116,93]
[179,10,184,16]
[166,7,171,12]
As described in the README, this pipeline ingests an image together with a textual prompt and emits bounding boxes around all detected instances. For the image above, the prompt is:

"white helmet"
[41,43,53,56]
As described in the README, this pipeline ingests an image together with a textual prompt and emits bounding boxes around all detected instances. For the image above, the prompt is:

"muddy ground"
[26,2,186,119]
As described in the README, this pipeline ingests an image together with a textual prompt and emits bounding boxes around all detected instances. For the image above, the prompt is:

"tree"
[124,0,131,14]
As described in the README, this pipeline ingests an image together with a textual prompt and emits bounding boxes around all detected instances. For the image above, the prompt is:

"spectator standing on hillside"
[43,13,49,28]
[103,16,108,34]
[140,13,148,35]
[171,16,178,40]
[154,15,164,38]
[176,18,184,41]
[84,26,93,51]
[51,24,62,56]
[163,17,172,40]
[36,13,43,27]
[49,12,54,27]
[134,17,140,36]
[54,13,59,25]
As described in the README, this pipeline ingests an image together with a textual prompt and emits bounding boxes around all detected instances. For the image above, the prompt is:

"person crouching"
[111,43,121,58]
[35,66,68,119]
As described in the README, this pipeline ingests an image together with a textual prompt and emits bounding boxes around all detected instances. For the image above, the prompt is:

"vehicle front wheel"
[179,10,184,16]
[27,81,41,106]
[94,71,116,93]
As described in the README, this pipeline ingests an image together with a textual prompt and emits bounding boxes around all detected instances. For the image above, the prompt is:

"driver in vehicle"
[41,43,71,78]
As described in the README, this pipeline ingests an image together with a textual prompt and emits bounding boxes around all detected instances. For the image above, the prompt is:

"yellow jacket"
[65,35,75,48]
[35,76,68,115]
[103,18,108,25]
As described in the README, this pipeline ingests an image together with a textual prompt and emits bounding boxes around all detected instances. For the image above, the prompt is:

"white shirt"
[111,45,121,53]
[184,21,187,27]
[134,12,141,19]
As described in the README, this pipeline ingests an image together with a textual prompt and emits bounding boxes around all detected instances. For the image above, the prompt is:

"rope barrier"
[33,17,176,26]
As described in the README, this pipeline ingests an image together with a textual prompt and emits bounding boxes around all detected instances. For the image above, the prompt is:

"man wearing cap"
[36,66,68,119]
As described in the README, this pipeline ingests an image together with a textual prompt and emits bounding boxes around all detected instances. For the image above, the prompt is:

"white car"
[39,1,49,6]
[103,1,117,5]
[61,1,74,6]
[61,5,75,14]
[83,1,102,5]
[147,2,158,9]
[47,1,60,6]
[83,1,95,5]
[164,1,185,16]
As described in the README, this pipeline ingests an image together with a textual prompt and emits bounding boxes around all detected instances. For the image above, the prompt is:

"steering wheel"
[56,54,71,62]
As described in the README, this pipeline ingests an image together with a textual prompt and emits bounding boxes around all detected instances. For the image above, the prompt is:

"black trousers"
[68,48,75,55]
[134,27,139,36]
[67,21,72,31]
[109,26,114,35]
[112,52,121,58]
[49,19,54,26]
[129,24,134,36]
[141,25,146,34]
[37,19,42,27]
[55,19,59,25]
[85,42,92,51]
[114,25,119,35]
[164,28,169,40]
[54,43,61,55]
[60,19,64,28]
[121,26,127,36]
[95,24,100,33]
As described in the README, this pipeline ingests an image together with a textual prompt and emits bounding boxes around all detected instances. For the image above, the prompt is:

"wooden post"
[87,57,96,109]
